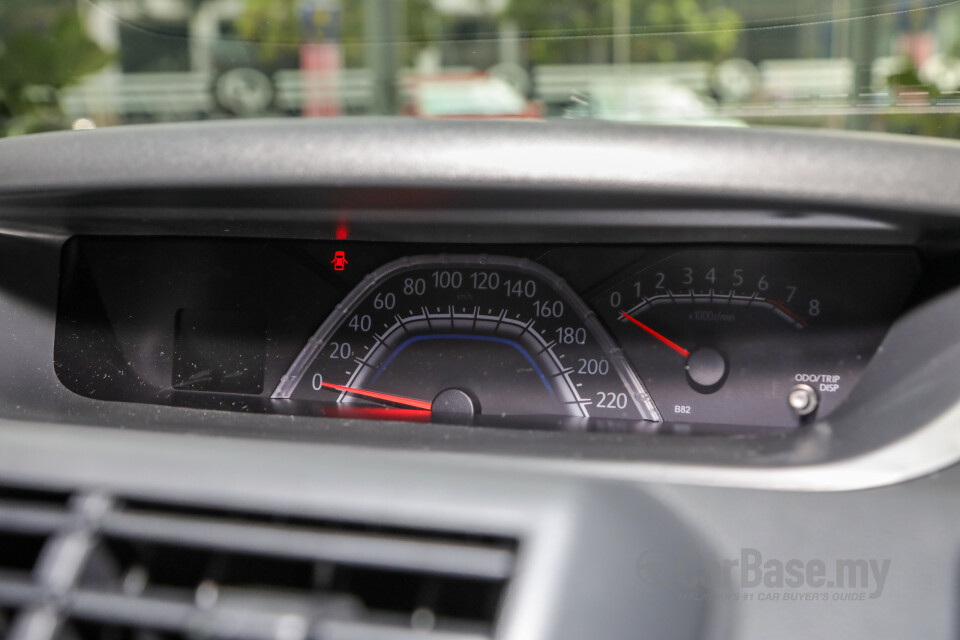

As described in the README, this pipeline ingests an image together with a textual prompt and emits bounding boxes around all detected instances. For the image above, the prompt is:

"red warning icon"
[331,251,348,271]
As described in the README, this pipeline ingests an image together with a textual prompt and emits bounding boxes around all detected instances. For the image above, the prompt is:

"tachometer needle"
[321,381,432,411]
[620,312,691,358]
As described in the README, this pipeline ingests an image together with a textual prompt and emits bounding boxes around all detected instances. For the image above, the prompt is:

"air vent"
[0,487,516,640]
[0,485,73,639]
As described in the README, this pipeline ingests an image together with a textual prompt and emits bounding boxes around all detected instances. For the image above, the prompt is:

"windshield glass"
[1,0,958,138]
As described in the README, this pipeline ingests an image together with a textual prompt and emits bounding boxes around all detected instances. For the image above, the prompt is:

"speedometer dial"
[274,255,660,425]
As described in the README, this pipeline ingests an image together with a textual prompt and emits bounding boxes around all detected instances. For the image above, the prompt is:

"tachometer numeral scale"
[622,290,808,330]
[590,249,918,429]
[273,255,661,423]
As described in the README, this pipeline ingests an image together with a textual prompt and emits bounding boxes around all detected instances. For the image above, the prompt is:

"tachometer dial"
[274,255,660,424]
[592,249,918,429]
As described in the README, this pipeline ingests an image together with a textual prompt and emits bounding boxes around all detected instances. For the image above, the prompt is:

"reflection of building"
[728,0,958,64]
[81,0,960,71]
[77,0,347,120]
[83,0,248,74]
[81,0,515,74]
[428,0,516,69]
[72,0,522,121]
[68,0,960,123]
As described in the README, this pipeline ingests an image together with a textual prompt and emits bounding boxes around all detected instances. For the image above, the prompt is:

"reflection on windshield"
[1,0,959,138]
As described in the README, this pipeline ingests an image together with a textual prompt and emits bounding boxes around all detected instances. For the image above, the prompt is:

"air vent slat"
[0,575,45,608]
[99,511,514,580]
[0,503,71,535]
[318,620,491,640]
[68,590,493,640]
[70,589,388,640]
[69,590,283,640]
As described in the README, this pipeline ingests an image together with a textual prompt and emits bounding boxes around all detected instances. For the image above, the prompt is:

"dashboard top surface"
[1,119,960,220]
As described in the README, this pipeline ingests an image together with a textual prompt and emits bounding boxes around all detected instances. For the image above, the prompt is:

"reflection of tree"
[886,61,960,138]
[0,0,110,136]
[503,0,741,65]
[236,0,440,68]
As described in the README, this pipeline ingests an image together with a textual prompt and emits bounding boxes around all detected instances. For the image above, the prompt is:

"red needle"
[620,312,691,358]
[321,381,432,411]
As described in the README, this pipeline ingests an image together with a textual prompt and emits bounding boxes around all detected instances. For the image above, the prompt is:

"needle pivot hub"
[432,388,480,415]
[686,347,728,394]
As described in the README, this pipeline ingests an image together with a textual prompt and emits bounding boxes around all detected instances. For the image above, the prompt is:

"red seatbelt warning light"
[331,251,348,271]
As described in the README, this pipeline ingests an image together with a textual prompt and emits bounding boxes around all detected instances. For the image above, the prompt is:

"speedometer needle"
[321,381,433,411]
[620,312,691,358]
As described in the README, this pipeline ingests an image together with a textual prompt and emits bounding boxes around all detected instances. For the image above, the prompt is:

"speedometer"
[273,255,660,425]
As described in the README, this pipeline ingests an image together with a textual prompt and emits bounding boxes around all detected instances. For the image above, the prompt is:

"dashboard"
[0,119,956,483]
[57,239,922,432]
[4,120,960,640]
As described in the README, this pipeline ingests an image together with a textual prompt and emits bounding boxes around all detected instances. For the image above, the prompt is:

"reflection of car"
[568,80,744,126]
[405,73,542,119]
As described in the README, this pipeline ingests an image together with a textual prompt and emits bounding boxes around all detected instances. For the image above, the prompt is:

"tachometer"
[592,249,919,429]
[274,255,660,424]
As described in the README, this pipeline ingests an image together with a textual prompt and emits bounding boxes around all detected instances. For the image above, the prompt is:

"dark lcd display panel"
[55,237,920,432]
[173,309,267,394]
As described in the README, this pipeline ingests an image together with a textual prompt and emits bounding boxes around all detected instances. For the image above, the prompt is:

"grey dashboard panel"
[0,417,958,640]
[0,420,721,640]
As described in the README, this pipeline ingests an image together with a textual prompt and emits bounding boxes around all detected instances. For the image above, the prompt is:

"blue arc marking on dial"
[368,334,556,398]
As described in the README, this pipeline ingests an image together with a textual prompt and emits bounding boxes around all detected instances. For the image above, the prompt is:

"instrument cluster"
[55,238,920,433]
